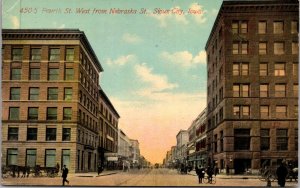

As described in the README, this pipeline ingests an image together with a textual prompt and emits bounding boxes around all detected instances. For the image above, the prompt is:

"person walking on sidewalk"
[206,166,214,184]
[276,162,288,187]
[195,166,205,183]
[62,165,69,186]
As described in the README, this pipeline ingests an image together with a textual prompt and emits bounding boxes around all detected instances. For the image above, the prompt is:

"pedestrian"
[226,165,230,175]
[195,166,201,183]
[276,162,288,187]
[214,166,219,176]
[195,165,205,184]
[97,163,103,175]
[199,166,205,183]
[206,166,213,184]
[62,165,69,186]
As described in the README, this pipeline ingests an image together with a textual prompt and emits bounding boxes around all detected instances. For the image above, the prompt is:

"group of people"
[195,165,218,184]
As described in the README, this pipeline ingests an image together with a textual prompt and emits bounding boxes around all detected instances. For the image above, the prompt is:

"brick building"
[1,29,114,173]
[99,88,120,168]
[205,0,298,174]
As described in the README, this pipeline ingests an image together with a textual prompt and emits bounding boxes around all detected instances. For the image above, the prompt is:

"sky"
[2,0,223,164]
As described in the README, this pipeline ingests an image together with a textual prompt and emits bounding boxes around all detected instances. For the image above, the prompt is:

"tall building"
[99,88,120,168]
[129,139,140,167]
[118,129,131,167]
[1,29,109,173]
[188,108,207,168]
[205,1,298,174]
[176,130,189,164]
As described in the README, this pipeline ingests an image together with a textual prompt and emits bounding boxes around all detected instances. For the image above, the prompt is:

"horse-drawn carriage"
[2,165,59,178]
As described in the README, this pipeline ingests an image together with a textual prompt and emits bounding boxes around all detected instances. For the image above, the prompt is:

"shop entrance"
[234,159,251,174]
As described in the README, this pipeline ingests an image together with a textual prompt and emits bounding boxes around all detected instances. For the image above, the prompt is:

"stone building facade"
[205,0,298,174]
[2,29,120,173]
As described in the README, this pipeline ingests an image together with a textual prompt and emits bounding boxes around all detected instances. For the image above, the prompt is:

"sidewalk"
[187,170,261,179]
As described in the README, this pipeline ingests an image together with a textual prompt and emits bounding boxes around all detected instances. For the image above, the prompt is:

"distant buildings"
[176,130,189,164]
[130,139,141,167]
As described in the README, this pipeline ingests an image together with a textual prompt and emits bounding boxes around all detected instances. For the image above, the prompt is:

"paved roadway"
[1,168,298,187]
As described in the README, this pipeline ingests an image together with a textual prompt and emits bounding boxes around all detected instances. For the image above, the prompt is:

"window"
[63,107,72,120]
[241,63,249,76]
[275,84,286,97]
[62,128,71,141]
[48,68,59,80]
[10,87,20,100]
[233,63,248,76]
[233,84,249,97]
[241,21,248,34]
[261,129,270,151]
[61,149,70,168]
[259,63,268,76]
[49,48,60,61]
[30,48,41,61]
[47,107,57,120]
[26,149,37,167]
[232,21,248,34]
[291,21,298,34]
[47,87,58,100]
[241,42,248,54]
[274,21,284,34]
[274,42,284,55]
[27,128,37,140]
[46,128,56,141]
[232,42,239,54]
[260,106,269,118]
[12,48,23,61]
[295,129,298,151]
[294,84,298,97]
[232,21,238,34]
[65,68,74,80]
[233,85,240,97]
[214,134,217,153]
[45,149,56,167]
[292,42,298,54]
[276,106,287,118]
[276,129,288,150]
[234,129,250,150]
[11,68,21,80]
[64,88,72,101]
[295,105,298,117]
[9,107,19,120]
[28,107,38,120]
[220,131,224,152]
[7,149,18,166]
[293,63,298,76]
[242,106,250,116]
[259,42,267,55]
[233,105,250,117]
[8,127,18,140]
[29,87,39,100]
[274,63,285,76]
[65,48,74,61]
[29,68,40,80]
[258,21,267,34]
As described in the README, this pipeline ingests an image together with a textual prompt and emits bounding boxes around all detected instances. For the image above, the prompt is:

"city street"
[1,168,298,187]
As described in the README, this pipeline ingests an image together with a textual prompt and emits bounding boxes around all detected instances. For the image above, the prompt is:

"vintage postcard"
[1,0,299,187]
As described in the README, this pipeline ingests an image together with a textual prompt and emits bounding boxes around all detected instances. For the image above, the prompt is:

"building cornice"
[99,88,120,118]
[205,0,299,50]
[2,29,103,72]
